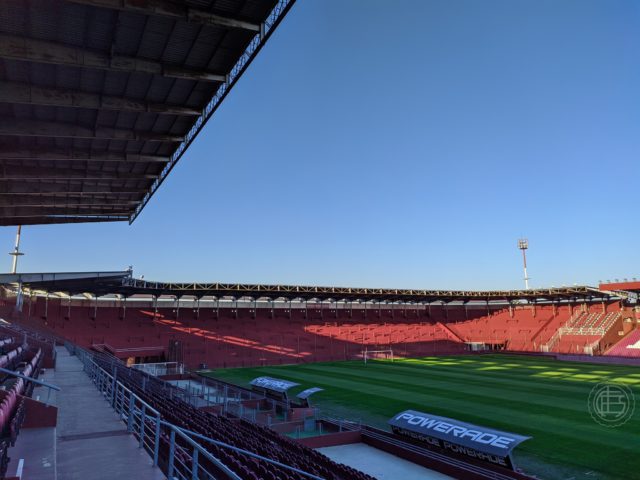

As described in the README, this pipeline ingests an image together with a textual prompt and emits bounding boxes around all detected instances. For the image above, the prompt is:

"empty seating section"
[95,355,374,480]
[446,308,555,350]
[605,329,640,358]
[441,305,583,352]
[19,299,470,368]
[565,311,620,332]
[548,305,623,354]
[13,297,631,364]
[0,339,43,478]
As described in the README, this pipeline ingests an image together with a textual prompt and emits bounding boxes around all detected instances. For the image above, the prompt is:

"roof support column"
[26,291,32,320]
[122,295,128,321]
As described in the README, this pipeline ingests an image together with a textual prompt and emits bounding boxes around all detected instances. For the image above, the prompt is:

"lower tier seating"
[7,298,631,368]
[605,329,640,357]
[95,354,374,480]
[0,341,43,478]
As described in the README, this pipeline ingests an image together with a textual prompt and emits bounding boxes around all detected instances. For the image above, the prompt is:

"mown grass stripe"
[206,355,640,480]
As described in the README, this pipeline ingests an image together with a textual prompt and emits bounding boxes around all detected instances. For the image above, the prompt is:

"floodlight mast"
[518,238,530,289]
[9,226,24,274]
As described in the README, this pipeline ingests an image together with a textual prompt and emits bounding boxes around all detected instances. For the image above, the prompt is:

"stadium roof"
[0,270,616,303]
[599,281,640,292]
[0,0,294,226]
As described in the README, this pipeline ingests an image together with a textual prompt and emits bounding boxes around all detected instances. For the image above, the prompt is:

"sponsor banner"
[389,410,530,468]
[249,376,300,393]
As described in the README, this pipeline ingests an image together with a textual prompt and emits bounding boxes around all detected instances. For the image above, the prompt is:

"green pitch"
[202,355,640,480]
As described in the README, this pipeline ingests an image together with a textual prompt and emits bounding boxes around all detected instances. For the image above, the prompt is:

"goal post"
[362,349,394,364]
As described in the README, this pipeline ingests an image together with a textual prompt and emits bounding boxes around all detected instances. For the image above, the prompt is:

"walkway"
[318,443,454,480]
[44,347,164,480]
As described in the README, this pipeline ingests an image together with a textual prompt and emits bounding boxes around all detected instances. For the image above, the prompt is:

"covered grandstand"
[0,1,638,480]
[0,270,637,369]
[0,272,637,479]
[0,0,294,225]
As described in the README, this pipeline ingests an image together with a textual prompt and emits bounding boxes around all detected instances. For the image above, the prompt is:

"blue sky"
[3,0,639,289]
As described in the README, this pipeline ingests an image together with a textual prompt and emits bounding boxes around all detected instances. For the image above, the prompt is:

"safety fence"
[67,342,325,480]
[132,361,184,377]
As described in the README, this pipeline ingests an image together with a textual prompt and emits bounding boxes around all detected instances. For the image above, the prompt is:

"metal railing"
[132,361,184,377]
[68,343,325,480]
[0,366,60,404]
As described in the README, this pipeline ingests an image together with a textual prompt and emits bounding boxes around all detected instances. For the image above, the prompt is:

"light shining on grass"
[205,355,640,480]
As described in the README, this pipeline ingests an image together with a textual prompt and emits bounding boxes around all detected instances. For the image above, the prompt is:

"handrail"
[87,358,160,417]
[160,422,242,480]
[0,367,60,391]
[174,425,325,480]
[72,342,326,480]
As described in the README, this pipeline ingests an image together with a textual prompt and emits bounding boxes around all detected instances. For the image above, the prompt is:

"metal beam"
[0,215,128,226]
[0,165,158,180]
[0,147,169,163]
[66,0,261,32]
[0,34,226,82]
[0,81,201,116]
[0,196,139,207]
[0,176,155,181]
[0,191,142,197]
[0,205,132,215]
[0,119,183,142]
[0,183,143,194]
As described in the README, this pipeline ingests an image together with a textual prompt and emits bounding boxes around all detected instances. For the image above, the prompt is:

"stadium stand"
[0,279,636,479]
[11,298,469,368]
[0,337,44,479]
[67,341,535,480]
[85,348,375,480]
[605,328,640,358]
[2,290,634,368]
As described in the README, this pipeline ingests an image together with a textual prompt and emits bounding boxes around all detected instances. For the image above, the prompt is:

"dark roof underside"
[0,0,294,225]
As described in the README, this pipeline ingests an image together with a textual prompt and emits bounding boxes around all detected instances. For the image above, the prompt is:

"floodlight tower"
[517,238,530,290]
[9,226,24,274]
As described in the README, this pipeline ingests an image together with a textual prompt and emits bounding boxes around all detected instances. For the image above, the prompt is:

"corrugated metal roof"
[0,0,295,225]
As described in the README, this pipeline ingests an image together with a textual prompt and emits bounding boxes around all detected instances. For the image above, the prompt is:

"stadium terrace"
[0,1,637,480]
[0,270,638,478]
